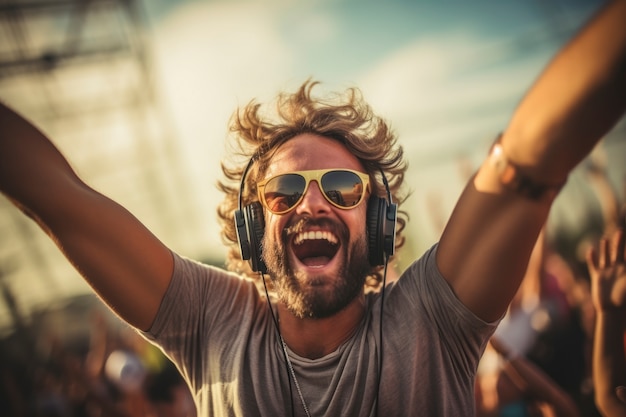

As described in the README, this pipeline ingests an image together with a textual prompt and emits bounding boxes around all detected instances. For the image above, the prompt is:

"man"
[1,0,625,415]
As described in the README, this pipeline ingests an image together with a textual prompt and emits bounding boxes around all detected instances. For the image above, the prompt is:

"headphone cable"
[261,273,296,417]
[375,255,388,417]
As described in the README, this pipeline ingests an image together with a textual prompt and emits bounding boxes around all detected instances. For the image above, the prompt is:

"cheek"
[264,213,288,241]
[345,207,367,234]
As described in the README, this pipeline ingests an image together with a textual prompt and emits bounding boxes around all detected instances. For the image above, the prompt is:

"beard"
[262,217,370,319]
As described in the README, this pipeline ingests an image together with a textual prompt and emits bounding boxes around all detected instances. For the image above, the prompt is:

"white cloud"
[148,2,297,257]
[357,29,553,155]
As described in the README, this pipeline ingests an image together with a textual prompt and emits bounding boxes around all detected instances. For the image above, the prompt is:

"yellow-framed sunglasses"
[257,168,371,215]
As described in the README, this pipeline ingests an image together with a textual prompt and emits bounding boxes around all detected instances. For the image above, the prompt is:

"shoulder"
[172,252,256,289]
[144,252,265,337]
[388,244,500,328]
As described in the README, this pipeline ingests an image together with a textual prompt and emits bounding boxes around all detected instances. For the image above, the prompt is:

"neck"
[277,294,366,359]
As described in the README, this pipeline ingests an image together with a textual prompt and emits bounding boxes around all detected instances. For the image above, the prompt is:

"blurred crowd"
[472,148,625,417]
[0,294,196,417]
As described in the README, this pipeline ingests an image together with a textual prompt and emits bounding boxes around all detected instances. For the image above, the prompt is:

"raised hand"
[587,227,626,313]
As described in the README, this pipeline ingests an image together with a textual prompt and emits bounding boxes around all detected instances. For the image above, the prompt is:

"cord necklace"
[280,337,312,417]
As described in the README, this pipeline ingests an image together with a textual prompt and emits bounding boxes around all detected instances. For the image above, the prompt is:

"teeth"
[294,230,338,245]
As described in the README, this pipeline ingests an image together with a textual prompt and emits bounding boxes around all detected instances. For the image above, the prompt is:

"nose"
[294,180,331,216]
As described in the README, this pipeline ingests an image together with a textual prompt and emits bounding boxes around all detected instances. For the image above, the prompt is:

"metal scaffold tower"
[0,0,197,333]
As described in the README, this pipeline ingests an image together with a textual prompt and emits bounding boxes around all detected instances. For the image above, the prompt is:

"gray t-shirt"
[143,244,497,416]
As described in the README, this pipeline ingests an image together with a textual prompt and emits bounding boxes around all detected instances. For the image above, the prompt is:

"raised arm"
[0,103,173,331]
[438,0,626,322]
[588,227,626,417]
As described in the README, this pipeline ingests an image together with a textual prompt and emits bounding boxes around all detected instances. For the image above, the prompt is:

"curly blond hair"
[217,80,408,289]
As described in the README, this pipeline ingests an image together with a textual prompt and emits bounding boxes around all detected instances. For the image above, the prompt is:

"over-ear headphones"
[234,156,397,274]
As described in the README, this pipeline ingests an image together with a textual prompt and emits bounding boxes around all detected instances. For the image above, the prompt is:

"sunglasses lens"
[263,174,306,213]
[321,171,365,207]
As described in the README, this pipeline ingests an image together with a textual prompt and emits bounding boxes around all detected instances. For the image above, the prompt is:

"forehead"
[265,133,365,177]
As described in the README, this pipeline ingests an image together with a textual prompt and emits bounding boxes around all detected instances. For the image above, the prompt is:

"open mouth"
[292,230,339,267]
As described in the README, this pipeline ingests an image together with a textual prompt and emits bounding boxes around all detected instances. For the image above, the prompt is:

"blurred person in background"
[1,0,625,416]
[474,336,582,417]
[587,219,626,417]
[494,228,592,409]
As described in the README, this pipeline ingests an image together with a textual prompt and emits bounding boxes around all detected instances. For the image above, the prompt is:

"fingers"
[599,236,610,269]
[610,228,625,264]
[586,226,625,276]
[586,244,598,274]
[591,229,625,270]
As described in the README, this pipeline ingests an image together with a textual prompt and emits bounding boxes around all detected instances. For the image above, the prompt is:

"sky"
[1,0,623,332]
[141,0,616,254]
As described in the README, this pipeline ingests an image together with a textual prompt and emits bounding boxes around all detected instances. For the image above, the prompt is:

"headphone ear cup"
[384,202,398,258]
[244,202,267,274]
[367,196,385,266]
[234,208,251,261]
[367,195,397,266]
